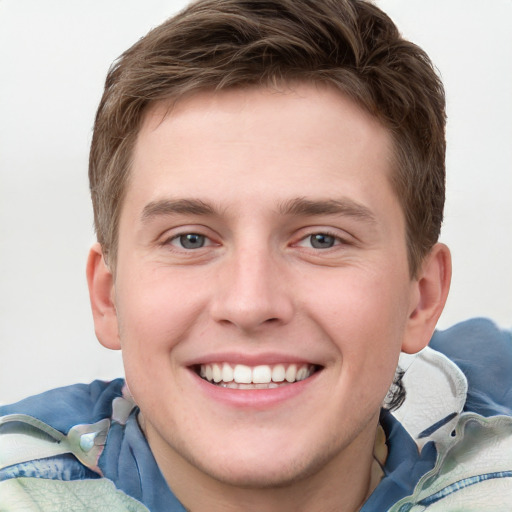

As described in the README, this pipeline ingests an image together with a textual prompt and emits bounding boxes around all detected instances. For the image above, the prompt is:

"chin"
[203,458,314,489]
[186,436,336,490]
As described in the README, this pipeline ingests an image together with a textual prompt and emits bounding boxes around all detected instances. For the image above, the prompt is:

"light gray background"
[1,0,511,404]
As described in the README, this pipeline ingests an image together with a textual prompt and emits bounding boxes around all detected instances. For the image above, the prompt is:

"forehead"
[126,83,399,222]
[139,83,389,150]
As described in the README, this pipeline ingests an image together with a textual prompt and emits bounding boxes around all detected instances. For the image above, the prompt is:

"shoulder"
[381,319,512,511]
[0,379,126,432]
[430,317,512,416]
[0,379,131,478]
[0,380,183,511]
[0,379,153,510]
[387,412,512,511]
[0,379,143,507]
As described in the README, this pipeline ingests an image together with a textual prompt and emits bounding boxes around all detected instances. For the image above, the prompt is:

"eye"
[294,232,343,250]
[308,233,337,249]
[299,233,339,249]
[172,233,209,249]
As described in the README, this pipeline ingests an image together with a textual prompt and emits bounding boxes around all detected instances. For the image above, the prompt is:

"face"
[99,84,425,490]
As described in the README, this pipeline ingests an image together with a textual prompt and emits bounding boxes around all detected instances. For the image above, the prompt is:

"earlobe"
[402,243,452,354]
[86,243,121,350]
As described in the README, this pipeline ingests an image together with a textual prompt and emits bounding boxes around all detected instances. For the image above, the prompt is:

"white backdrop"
[1,0,511,405]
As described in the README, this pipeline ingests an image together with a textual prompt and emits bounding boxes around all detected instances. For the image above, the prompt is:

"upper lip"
[184,351,321,367]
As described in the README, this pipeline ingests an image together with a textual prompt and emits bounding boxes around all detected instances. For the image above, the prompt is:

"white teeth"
[212,363,222,383]
[199,362,315,387]
[296,366,309,381]
[252,365,272,384]
[271,364,285,382]
[220,382,280,389]
[285,364,297,383]
[233,364,252,384]
[222,362,234,382]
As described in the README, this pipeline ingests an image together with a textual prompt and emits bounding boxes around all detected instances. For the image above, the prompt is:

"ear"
[401,243,452,354]
[86,243,121,350]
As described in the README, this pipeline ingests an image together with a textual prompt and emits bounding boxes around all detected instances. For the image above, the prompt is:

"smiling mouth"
[195,362,319,389]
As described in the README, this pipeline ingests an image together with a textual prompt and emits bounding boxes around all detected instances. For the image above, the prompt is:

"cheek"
[306,268,408,383]
[114,271,208,361]
[114,273,203,412]
[308,264,409,332]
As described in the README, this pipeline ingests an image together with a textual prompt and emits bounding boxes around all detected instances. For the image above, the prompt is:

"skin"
[87,83,451,511]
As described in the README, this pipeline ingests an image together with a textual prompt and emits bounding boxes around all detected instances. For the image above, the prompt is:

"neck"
[141,413,382,512]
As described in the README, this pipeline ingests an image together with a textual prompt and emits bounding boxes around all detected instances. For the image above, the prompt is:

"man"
[1,1,511,510]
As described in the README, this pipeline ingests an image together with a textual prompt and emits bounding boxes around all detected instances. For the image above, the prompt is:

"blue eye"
[177,233,206,249]
[309,233,336,249]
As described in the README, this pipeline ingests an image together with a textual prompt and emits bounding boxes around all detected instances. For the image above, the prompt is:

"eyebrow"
[140,196,377,224]
[278,197,377,224]
[141,198,217,222]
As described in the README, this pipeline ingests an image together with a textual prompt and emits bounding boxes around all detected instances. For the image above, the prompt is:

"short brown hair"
[89,0,446,277]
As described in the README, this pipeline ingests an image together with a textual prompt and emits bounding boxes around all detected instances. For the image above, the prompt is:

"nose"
[210,246,294,332]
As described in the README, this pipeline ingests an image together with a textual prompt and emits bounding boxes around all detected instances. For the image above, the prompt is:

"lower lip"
[190,369,321,409]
